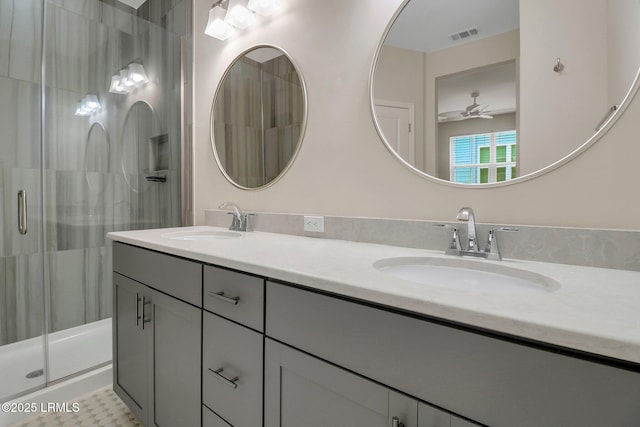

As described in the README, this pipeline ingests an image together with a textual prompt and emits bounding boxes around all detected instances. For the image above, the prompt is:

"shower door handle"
[18,190,27,235]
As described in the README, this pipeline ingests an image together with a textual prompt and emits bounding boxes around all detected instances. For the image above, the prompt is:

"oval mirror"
[211,45,307,189]
[120,101,163,193]
[371,0,640,186]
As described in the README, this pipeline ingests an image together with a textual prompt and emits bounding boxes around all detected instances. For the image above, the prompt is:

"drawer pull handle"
[136,294,142,326]
[142,296,152,329]
[391,417,404,427]
[208,368,239,389]
[209,291,240,305]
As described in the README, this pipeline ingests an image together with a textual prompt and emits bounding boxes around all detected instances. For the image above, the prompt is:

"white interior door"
[375,102,415,166]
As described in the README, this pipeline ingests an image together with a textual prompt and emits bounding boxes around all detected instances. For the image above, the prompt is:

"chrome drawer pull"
[142,296,152,329]
[209,291,240,305]
[391,416,404,427]
[208,368,239,389]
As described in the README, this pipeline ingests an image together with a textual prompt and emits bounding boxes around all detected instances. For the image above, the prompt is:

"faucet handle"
[434,224,461,255]
[241,213,255,232]
[484,227,519,260]
[226,212,241,231]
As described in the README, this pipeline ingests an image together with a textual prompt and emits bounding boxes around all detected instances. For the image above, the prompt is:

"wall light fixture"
[75,94,101,116]
[109,62,149,94]
[204,0,282,41]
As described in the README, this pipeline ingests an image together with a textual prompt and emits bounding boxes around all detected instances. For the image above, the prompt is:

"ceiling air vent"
[450,27,479,41]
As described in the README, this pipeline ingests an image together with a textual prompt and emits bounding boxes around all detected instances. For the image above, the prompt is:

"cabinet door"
[149,289,202,427]
[113,273,149,425]
[265,338,417,427]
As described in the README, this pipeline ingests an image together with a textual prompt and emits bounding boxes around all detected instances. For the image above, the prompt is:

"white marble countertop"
[108,226,640,365]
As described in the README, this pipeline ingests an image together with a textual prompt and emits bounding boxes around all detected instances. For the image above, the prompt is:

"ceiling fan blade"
[438,114,468,122]
[439,110,465,118]
[469,103,489,113]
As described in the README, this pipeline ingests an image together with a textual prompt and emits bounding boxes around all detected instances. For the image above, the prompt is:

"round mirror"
[211,45,307,189]
[371,0,640,186]
[120,101,163,193]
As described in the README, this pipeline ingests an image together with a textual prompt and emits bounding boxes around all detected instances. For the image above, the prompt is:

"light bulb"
[121,69,135,88]
[247,0,281,16]
[127,63,149,85]
[205,5,236,40]
[75,102,90,116]
[225,0,256,29]
[109,74,125,93]
[84,94,101,110]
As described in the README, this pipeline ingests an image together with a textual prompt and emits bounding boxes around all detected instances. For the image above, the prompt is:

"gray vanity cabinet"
[113,243,202,427]
[264,338,418,427]
[266,281,640,427]
[202,264,265,427]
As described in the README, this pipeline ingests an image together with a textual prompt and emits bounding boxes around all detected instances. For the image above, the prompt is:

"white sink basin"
[161,230,242,240]
[374,257,560,295]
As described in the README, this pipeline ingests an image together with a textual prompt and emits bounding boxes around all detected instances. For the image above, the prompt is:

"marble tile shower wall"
[0,0,183,346]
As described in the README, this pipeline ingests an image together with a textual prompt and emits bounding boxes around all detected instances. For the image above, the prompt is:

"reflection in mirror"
[212,46,306,189]
[120,101,163,193]
[372,0,640,185]
[85,122,110,173]
[84,121,110,195]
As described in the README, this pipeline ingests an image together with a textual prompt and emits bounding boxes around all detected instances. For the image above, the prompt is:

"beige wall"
[519,0,608,175]
[374,45,426,170]
[193,0,640,230]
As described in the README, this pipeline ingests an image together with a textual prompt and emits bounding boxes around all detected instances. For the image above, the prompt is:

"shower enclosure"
[0,0,183,402]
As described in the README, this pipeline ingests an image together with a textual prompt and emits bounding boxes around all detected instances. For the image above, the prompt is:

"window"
[450,130,517,184]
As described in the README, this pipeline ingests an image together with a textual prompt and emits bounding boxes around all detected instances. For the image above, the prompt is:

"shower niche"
[148,133,169,182]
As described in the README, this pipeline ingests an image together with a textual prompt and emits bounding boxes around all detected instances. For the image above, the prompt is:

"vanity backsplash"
[205,209,640,272]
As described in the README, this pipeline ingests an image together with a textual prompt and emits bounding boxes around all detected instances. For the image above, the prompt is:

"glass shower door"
[43,1,182,383]
[0,0,47,401]
[0,0,183,401]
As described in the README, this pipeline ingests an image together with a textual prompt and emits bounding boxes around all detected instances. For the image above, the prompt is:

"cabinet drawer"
[266,281,640,427]
[203,312,263,427]
[113,242,202,307]
[203,405,232,427]
[203,265,264,331]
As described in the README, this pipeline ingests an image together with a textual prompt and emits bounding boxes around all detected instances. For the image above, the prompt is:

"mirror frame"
[369,0,640,188]
[210,44,308,191]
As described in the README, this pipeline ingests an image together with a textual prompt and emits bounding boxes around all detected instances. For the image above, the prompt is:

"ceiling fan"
[439,91,494,122]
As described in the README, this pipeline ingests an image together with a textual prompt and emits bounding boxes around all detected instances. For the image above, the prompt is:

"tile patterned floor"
[13,386,141,427]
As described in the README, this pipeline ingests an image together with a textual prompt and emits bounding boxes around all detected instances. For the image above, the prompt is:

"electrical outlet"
[303,216,324,232]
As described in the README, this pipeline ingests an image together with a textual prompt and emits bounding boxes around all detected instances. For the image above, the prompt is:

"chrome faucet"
[436,207,518,260]
[218,202,252,231]
[456,207,478,251]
